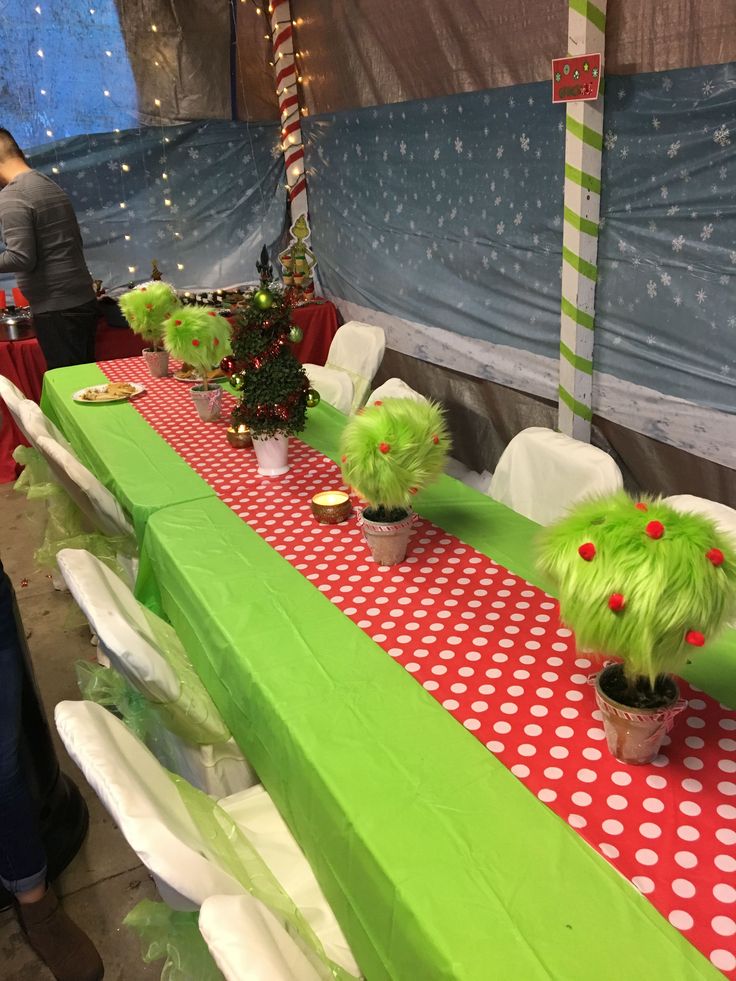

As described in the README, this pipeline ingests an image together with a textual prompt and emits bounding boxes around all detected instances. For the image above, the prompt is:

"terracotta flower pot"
[190,385,223,422]
[594,663,686,765]
[252,434,289,476]
[360,509,415,566]
[142,348,170,378]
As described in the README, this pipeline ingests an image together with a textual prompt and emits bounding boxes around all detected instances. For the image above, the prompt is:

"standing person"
[0,556,104,980]
[0,128,98,370]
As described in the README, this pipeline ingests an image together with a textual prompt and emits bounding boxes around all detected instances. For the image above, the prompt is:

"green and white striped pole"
[558,0,607,441]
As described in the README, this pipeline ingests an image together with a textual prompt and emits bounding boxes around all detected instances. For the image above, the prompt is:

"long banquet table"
[41,362,736,981]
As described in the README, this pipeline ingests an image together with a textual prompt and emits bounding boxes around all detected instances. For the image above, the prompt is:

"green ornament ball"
[288,325,303,344]
[306,388,321,408]
[230,371,245,391]
[253,289,274,311]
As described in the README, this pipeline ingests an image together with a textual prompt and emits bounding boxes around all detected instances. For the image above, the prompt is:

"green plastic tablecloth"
[40,363,215,541]
[135,416,729,981]
[39,365,732,979]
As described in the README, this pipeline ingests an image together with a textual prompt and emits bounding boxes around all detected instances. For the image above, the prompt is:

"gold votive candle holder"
[226,424,253,449]
[311,490,352,524]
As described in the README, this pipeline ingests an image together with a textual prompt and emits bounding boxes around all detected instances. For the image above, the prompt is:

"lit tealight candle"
[226,425,252,449]
[311,491,351,524]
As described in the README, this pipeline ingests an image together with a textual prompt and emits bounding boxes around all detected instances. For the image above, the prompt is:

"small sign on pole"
[552,53,602,103]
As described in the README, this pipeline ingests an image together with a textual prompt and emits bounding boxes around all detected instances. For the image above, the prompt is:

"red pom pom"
[635,502,648,512]
[608,593,625,612]
[373,400,383,406]
[174,319,182,326]
[707,547,725,567]
[192,339,200,347]
[432,435,439,445]
[341,455,347,463]
[213,337,219,346]
[379,442,391,454]
[140,287,147,292]
[145,303,153,310]
[645,520,665,539]
[208,311,217,317]
[685,630,705,647]
[578,542,596,561]
[409,486,418,495]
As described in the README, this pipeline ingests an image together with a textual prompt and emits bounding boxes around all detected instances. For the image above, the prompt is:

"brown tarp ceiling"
[117,1,736,124]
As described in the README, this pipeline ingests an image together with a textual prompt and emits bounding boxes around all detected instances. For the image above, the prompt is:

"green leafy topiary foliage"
[230,285,310,439]
[162,308,232,389]
[118,281,180,350]
[537,492,736,684]
[340,398,451,516]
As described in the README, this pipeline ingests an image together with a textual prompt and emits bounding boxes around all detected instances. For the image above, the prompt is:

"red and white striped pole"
[269,0,309,222]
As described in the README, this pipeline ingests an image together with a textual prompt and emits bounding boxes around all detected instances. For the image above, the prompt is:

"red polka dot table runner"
[102,358,736,976]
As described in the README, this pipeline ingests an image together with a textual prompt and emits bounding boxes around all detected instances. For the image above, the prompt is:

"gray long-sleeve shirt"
[0,169,94,313]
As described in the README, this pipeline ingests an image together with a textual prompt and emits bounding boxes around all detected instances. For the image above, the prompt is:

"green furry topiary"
[340,398,451,513]
[118,281,180,349]
[537,492,736,684]
[162,308,232,388]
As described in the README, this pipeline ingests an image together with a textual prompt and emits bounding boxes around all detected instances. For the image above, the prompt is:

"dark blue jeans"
[0,560,47,894]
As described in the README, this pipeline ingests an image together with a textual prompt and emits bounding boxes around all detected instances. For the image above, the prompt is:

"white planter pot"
[252,434,289,476]
[142,348,170,378]
[190,385,223,422]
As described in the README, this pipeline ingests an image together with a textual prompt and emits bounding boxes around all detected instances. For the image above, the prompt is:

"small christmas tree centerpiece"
[340,398,451,565]
[118,281,181,377]
[229,281,312,475]
[163,308,232,422]
[538,493,736,763]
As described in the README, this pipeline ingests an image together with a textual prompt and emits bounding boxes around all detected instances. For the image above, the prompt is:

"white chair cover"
[55,700,238,911]
[303,365,354,414]
[35,434,135,540]
[304,322,385,412]
[368,378,427,404]
[17,398,75,454]
[199,894,321,981]
[57,548,257,798]
[54,700,360,977]
[664,495,736,543]
[0,373,34,443]
[489,427,624,526]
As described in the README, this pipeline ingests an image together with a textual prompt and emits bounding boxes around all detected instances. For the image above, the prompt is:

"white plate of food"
[173,365,229,384]
[72,381,146,403]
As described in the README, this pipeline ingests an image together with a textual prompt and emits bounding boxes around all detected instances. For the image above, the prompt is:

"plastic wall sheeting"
[0,0,233,149]
[2,0,138,146]
[304,62,736,465]
[0,122,286,291]
[290,0,736,115]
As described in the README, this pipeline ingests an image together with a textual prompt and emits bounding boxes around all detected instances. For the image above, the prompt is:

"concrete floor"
[0,483,161,980]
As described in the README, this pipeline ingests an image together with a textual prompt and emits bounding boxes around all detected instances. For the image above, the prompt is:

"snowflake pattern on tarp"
[598,62,736,413]
[303,84,566,363]
[304,62,736,416]
[0,122,287,290]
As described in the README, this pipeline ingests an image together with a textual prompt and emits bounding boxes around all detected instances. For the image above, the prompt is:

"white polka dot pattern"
[101,357,736,977]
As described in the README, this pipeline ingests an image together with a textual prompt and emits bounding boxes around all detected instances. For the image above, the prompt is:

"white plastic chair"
[200,894,322,981]
[488,427,624,526]
[304,322,385,412]
[306,368,354,414]
[664,495,736,541]
[0,373,34,443]
[35,434,134,540]
[368,378,427,405]
[57,548,257,797]
[54,700,360,978]
[17,398,75,454]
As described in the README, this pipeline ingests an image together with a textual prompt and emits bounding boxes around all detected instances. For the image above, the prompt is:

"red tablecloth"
[0,299,339,483]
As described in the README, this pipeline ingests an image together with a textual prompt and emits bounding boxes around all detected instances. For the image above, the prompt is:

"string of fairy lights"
[18,1,307,285]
